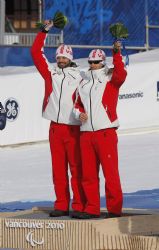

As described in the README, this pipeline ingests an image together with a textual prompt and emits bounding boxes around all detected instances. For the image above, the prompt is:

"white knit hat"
[56,44,73,61]
[88,49,106,62]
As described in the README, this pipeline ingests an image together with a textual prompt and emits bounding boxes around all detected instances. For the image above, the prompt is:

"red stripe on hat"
[98,50,103,58]
[60,45,64,54]
[92,50,96,58]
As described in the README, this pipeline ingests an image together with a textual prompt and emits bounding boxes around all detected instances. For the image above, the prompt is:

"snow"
[0,131,159,206]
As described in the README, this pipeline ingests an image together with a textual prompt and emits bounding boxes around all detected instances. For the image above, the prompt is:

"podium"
[0,208,159,250]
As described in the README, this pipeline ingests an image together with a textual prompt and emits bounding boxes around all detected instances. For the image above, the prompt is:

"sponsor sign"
[5,97,20,121]
[119,91,144,100]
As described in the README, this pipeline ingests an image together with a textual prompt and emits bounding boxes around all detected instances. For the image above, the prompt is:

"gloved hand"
[42,20,54,32]
[113,40,122,53]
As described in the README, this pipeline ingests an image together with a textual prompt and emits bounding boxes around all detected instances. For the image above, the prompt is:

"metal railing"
[145,15,159,50]
[4,32,64,47]
[3,17,159,51]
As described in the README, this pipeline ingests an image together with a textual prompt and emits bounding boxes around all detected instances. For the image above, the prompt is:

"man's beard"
[57,61,71,68]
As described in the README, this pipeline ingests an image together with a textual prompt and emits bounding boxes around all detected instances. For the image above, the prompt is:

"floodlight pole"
[145,15,149,50]
[0,0,5,45]
[38,0,42,22]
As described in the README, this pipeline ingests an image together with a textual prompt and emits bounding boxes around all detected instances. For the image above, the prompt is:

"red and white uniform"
[74,51,127,215]
[31,32,81,125]
[31,32,85,212]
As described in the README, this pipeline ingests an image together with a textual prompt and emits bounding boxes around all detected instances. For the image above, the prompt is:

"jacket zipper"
[90,71,95,131]
[82,80,90,88]
[57,69,65,123]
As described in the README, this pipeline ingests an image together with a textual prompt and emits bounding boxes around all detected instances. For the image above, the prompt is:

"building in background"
[1,0,159,66]
[5,0,40,33]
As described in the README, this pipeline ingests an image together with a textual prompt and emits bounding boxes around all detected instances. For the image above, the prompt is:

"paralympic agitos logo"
[26,231,44,247]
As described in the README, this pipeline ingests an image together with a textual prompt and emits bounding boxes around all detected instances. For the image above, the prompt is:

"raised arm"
[110,41,127,87]
[31,21,53,80]
[31,21,54,111]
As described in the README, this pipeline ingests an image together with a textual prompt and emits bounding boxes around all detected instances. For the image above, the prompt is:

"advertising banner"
[1,60,159,145]
[0,71,50,145]
[118,61,159,130]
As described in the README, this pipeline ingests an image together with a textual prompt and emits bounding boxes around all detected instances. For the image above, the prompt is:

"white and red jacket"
[74,51,127,131]
[31,32,81,125]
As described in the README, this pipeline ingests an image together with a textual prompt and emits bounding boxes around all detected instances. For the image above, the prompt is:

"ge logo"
[5,98,19,122]
[157,81,159,101]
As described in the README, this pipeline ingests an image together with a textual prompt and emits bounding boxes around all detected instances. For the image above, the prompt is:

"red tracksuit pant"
[49,122,85,212]
[80,128,123,215]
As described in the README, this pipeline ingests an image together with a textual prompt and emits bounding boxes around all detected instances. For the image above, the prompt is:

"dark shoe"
[108,213,121,218]
[77,212,100,219]
[49,209,69,217]
[71,210,84,218]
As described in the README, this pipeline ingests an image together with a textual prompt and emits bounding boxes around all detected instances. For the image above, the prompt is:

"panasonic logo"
[119,91,144,100]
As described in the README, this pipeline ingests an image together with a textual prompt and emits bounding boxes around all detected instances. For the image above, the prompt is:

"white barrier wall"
[118,61,159,129]
[0,71,50,146]
[0,60,159,146]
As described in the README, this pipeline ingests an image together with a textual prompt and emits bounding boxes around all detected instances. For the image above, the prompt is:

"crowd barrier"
[0,45,138,67]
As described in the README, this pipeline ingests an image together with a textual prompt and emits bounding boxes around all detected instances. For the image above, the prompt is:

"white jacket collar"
[56,66,79,74]
[84,66,110,80]
[52,66,81,79]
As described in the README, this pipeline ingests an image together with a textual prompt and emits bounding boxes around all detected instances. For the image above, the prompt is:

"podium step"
[0,208,159,250]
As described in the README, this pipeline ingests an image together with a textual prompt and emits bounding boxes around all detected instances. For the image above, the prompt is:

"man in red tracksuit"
[73,41,127,219]
[31,21,85,217]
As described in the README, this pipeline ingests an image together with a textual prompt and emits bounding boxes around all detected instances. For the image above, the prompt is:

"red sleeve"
[110,51,127,88]
[31,32,53,111]
[73,90,85,120]
[73,87,85,112]
[72,89,77,104]
[74,95,85,113]
[31,32,52,81]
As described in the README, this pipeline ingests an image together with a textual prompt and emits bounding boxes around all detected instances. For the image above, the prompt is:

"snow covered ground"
[0,130,159,211]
